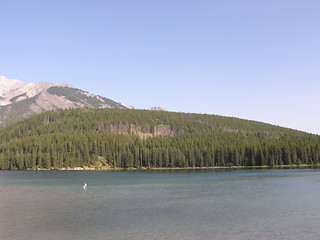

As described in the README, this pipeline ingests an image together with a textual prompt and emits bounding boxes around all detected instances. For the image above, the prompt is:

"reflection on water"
[1,169,320,240]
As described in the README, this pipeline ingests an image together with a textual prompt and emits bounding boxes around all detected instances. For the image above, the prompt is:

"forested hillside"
[0,108,319,170]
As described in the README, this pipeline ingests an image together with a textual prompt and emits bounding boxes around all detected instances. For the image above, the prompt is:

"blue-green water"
[1,169,320,240]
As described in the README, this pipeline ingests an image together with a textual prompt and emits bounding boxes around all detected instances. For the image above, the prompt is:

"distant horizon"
[1,1,319,134]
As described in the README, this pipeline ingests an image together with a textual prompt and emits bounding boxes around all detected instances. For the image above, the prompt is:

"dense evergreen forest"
[0,108,319,170]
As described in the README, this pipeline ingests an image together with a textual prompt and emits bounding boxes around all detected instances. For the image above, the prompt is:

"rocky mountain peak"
[0,75,129,127]
[0,76,73,106]
[150,106,166,111]
[0,76,25,96]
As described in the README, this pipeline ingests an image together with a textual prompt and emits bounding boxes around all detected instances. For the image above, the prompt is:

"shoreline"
[23,164,320,171]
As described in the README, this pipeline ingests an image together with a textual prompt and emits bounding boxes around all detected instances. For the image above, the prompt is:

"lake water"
[1,168,320,240]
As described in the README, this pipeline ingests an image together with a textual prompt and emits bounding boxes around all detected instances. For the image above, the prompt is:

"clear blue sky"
[1,0,319,134]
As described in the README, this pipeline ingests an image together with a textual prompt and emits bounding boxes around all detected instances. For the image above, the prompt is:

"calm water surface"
[1,169,320,240]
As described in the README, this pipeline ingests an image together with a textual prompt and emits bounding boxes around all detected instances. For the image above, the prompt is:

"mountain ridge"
[0,76,128,127]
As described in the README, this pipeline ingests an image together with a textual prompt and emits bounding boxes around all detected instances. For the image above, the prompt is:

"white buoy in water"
[83,183,87,190]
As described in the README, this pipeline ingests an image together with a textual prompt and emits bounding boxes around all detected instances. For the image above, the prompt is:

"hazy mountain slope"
[0,76,25,97]
[46,86,126,109]
[0,76,128,127]
[0,76,61,106]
